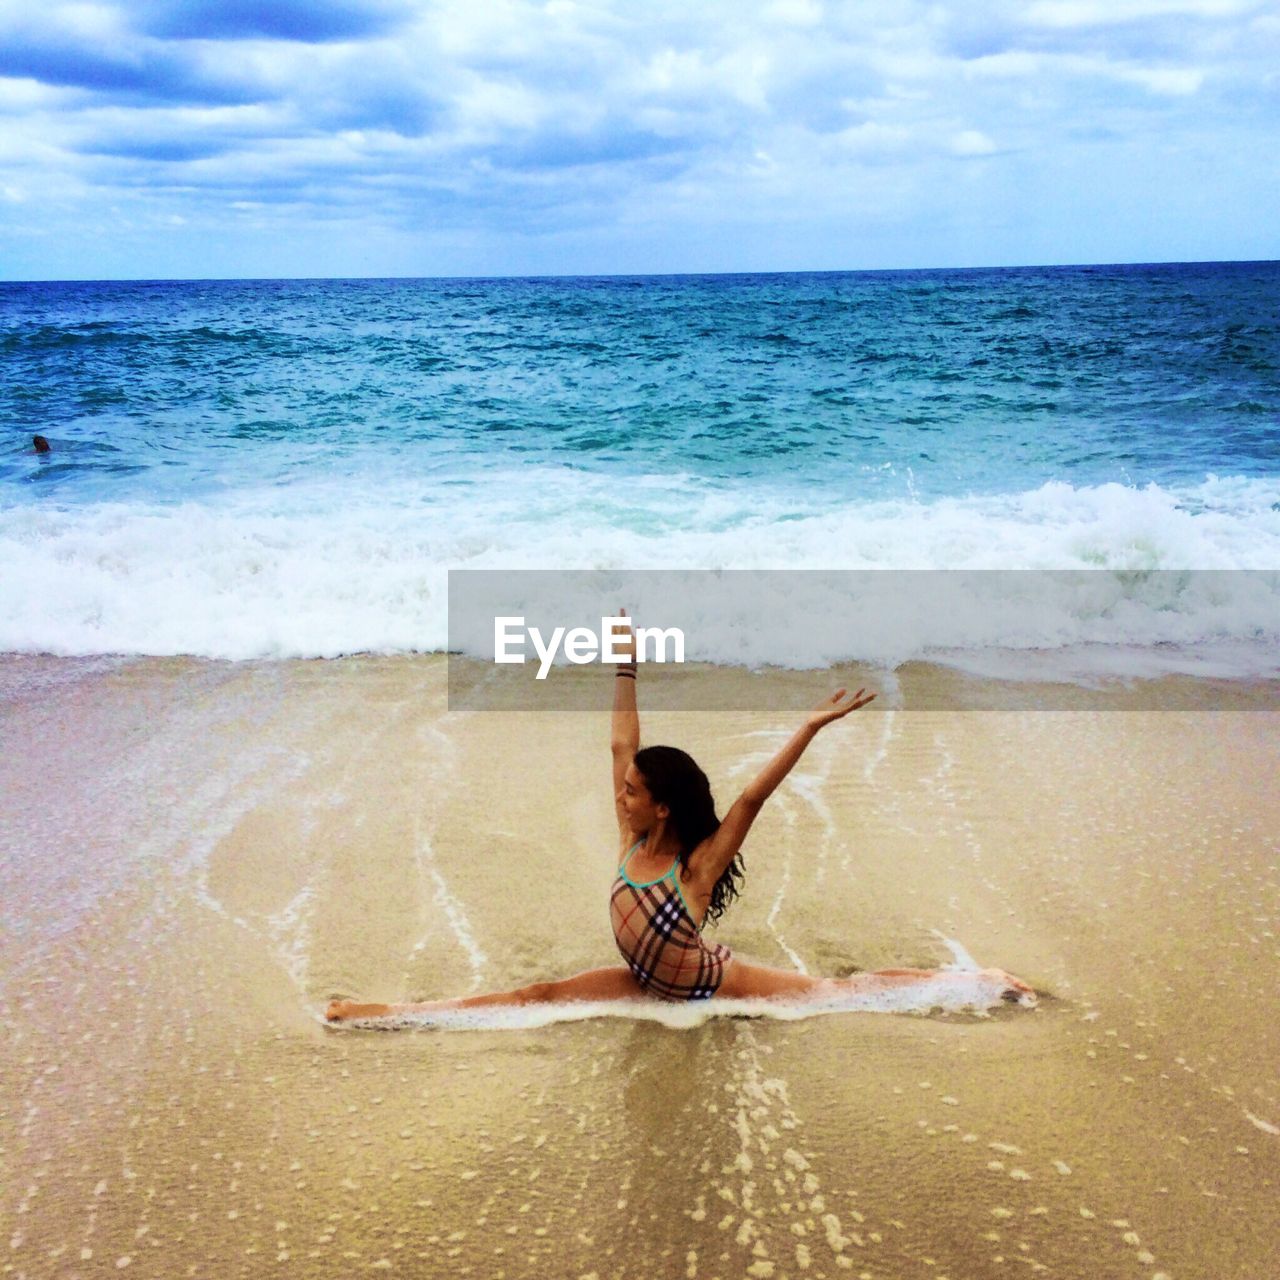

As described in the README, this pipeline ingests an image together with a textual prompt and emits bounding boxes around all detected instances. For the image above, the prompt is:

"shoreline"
[4,646,1278,712]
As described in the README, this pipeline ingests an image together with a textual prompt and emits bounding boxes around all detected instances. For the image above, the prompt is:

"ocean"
[2,262,1278,667]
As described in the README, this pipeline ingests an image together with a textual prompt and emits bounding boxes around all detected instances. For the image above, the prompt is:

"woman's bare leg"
[718,959,1034,1002]
[717,959,827,1000]
[325,965,643,1021]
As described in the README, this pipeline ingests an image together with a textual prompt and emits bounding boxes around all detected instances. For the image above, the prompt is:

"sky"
[0,0,1277,279]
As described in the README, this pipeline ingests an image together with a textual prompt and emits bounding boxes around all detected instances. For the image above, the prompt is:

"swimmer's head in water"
[632,745,743,925]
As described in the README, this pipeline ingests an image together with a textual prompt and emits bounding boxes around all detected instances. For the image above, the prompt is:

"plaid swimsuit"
[610,841,732,1001]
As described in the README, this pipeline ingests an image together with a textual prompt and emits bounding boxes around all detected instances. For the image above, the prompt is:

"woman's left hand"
[806,687,876,731]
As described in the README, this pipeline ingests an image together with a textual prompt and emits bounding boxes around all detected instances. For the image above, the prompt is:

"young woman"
[326,617,1033,1022]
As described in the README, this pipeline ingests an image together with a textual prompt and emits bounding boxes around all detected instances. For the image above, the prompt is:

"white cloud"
[764,0,824,27]
[0,77,75,108]
[834,121,916,156]
[1120,66,1206,94]
[1025,0,1256,27]
[951,129,998,155]
[452,75,551,135]
[39,2,125,41]
[634,46,771,110]
[960,47,1208,101]
[963,51,1045,79]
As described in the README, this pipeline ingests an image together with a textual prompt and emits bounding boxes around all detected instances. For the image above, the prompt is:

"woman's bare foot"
[980,968,1037,1003]
[325,999,393,1022]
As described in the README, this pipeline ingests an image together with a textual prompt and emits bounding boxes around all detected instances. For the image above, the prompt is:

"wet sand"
[1,654,1277,1279]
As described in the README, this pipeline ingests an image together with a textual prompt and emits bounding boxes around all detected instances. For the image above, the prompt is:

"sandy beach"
[2,654,1277,1279]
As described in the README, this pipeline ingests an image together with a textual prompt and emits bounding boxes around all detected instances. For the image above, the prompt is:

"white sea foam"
[933,931,981,971]
[2,471,1279,669]
[428,862,487,989]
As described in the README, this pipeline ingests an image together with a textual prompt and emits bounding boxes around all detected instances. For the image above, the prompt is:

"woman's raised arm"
[693,688,876,881]
[610,610,639,836]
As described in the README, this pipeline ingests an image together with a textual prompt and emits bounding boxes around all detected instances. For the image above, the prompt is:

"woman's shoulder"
[682,835,722,887]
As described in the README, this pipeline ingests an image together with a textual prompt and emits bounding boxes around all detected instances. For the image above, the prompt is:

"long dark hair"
[633,745,744,927]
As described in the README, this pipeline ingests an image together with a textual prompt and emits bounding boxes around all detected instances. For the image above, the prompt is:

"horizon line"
[3,256,1278,288]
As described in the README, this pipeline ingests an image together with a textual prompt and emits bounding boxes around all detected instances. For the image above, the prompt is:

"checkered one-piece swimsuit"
[610,841,732,1001]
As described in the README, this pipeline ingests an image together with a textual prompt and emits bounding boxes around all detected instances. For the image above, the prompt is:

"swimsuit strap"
[663,861,695,922]
[618,840,695,921]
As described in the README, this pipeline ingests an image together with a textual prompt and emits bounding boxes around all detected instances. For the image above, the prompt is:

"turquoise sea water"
[1,263,1278,661]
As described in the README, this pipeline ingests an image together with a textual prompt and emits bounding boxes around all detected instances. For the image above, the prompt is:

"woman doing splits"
[326,614,1033,1022]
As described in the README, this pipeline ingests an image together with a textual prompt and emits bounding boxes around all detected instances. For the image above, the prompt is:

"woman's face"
[621,763,666,834]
